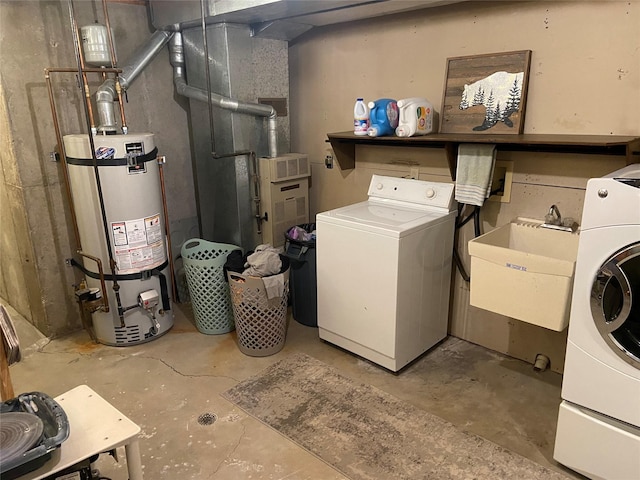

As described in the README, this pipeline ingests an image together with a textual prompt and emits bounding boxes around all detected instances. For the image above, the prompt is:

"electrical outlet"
[325,153,334,169]
[410,167,420,179]
[488,160,514,203]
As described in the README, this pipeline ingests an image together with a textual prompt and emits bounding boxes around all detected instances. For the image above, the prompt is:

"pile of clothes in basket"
[224,244,289,299]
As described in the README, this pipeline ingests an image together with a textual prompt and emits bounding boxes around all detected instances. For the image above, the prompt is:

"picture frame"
[440,50,532,134]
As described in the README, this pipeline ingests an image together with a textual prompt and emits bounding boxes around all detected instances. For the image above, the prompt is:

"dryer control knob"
[598,189,608,198]
[425,188,436,199]
[376,183,384,190]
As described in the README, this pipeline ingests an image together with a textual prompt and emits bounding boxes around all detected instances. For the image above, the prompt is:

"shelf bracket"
[627,138,640,165]
[444,142,458,181]
[327,138,356,170]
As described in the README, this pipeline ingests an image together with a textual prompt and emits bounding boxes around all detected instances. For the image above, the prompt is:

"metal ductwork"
[169,32,278,158]
[149,0,464,40]
[145,0,465,251]
[96,30,174,133]
[175,20,289,251]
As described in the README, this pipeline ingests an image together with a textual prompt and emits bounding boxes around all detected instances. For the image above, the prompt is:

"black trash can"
[284,223,317,327]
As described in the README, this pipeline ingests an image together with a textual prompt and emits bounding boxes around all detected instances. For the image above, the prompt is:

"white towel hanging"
[454,144,497,206]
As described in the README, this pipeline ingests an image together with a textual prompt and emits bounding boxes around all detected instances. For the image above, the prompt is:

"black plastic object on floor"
[284,223,317,327]
[0,392,69,479]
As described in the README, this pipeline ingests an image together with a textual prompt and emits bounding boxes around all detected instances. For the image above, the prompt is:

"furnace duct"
[95,30,173,133]
[95,30,278,158]
[168,32,278,158]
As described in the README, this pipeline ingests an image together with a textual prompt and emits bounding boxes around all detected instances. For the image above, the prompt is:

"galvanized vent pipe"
[96,30,174,133]
[169,32,278,158]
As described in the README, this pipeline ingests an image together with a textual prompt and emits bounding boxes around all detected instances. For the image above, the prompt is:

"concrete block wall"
[0,1,195,337]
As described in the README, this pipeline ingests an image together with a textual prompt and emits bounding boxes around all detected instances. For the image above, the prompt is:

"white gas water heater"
[64,133,174,345]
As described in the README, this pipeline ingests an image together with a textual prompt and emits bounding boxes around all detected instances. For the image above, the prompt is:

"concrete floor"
[6,302,582,480]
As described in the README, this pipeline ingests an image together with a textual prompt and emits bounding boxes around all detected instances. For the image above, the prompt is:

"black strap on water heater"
[70,258,171,311]
[65,147,159,167]
[156,271,170,311]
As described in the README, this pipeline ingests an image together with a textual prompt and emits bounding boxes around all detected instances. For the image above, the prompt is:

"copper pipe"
[101,0,118,68]
[48,66,125,134]
[69,0,125,326]
[82,82,95,132]
[115,79,128,133]
[45,69,82,249]
[157,157,178,304]
[77,250,110,313]
[72,21,96,131]
[102,0,129,132]
[44,66,123,247]
[46,67,122,73]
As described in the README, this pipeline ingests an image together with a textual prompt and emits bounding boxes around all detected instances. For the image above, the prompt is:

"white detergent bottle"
[353,98,370,136]
[395,97,435,137]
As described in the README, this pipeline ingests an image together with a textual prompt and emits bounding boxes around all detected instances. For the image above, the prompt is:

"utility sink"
[468,219,580,331]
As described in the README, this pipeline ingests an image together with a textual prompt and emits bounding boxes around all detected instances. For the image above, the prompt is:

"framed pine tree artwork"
[440,50,532,134]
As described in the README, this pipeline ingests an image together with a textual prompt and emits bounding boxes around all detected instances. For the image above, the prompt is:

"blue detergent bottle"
[367,99,399,137]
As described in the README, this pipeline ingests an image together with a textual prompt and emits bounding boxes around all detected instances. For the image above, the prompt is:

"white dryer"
[316,175,456,372]
[554,164,640,479]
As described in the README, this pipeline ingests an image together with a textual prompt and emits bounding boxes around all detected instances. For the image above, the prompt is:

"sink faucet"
[545,205,562,226]
[541,204,578,232]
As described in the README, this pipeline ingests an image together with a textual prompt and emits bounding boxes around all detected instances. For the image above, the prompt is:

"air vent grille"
[263,154,309,182]
[276,159,288,180]
[299,156,309,175]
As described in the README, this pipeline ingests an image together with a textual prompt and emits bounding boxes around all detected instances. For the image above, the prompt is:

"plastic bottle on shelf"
[367,98,399,137]
[395,97,435,137]
[353,98,370,136]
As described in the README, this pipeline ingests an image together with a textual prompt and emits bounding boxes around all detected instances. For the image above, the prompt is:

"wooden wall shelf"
[326,132,640,179]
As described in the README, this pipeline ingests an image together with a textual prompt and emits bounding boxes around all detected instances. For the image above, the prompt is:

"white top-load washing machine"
[554,164,640,480]
[316,175,457,372]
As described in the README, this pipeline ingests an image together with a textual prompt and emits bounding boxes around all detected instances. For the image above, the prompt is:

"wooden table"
[17,384,143,480]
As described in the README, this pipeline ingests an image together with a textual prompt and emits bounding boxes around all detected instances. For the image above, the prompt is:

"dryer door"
[591,242,640,368]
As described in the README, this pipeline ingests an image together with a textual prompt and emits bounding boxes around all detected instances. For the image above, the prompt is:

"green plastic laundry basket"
[181,239,241,334]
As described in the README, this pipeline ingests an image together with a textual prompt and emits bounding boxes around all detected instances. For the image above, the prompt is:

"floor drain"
[197,413,217,426]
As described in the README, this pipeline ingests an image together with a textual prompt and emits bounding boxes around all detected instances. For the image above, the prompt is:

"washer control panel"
[367,174,455,209]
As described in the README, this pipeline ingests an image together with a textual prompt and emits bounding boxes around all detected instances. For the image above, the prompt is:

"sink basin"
[468,219,580,331]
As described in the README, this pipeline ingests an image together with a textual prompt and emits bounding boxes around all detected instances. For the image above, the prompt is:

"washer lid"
[604,163,640,180]
[317,200,453,237]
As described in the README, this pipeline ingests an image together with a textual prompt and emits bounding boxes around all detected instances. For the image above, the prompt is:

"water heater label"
[111,213,166,274]
[145,215,162,243]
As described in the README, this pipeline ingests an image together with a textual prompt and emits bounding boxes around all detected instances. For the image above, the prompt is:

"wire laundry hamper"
[228,269,290,356]
[181,239,241,334]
